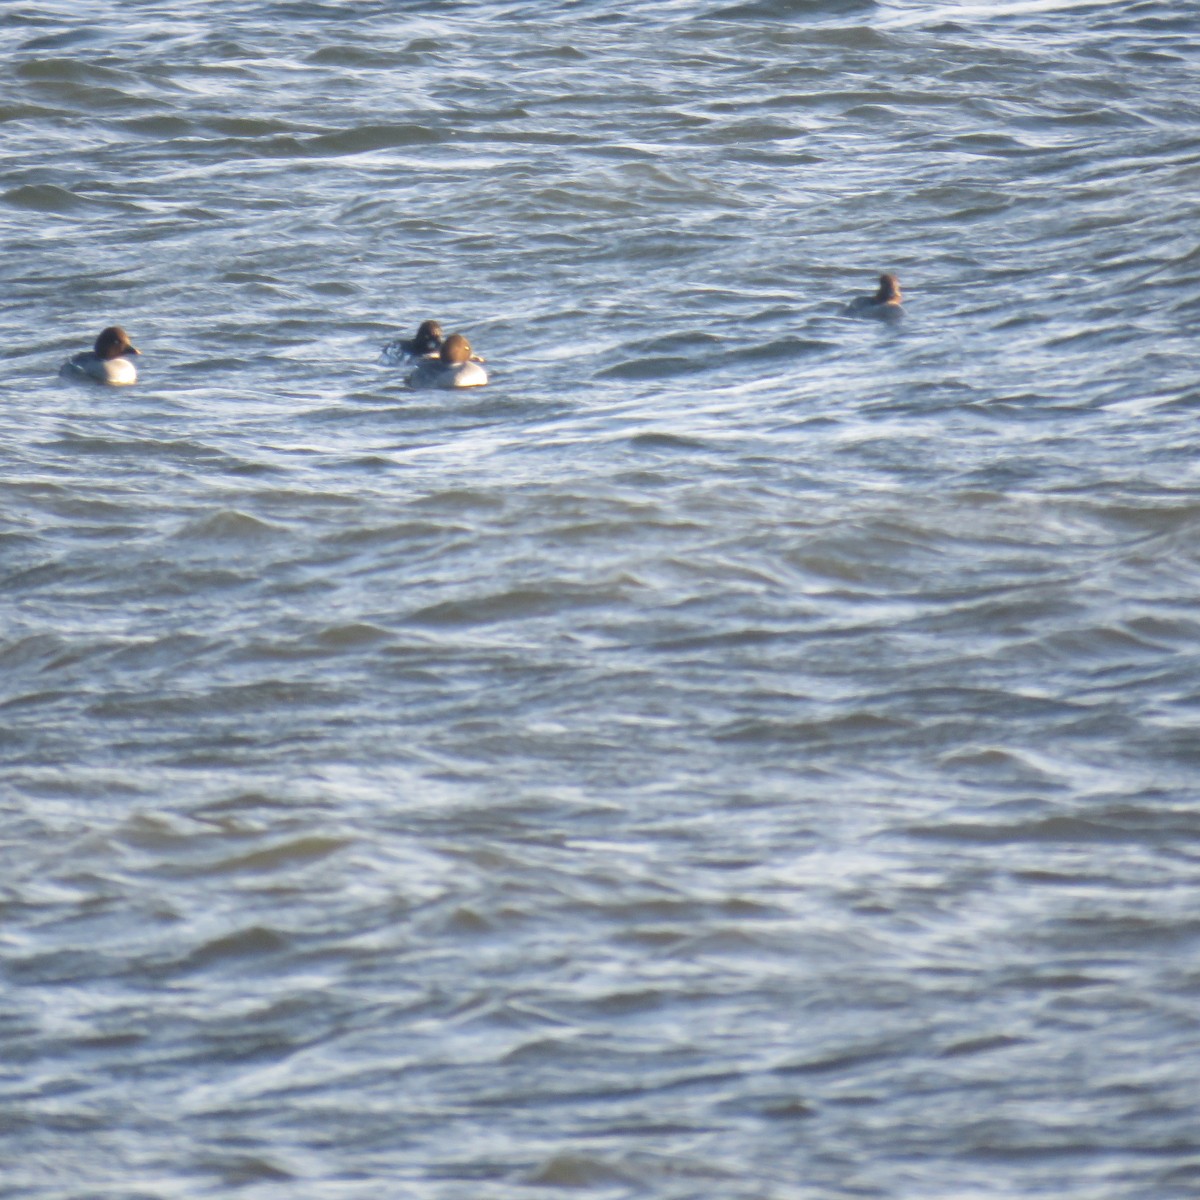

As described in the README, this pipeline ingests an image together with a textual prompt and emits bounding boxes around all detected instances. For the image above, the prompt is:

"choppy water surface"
[3,1,1200,1196]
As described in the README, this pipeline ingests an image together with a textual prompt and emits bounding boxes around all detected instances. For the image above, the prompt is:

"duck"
[405,332,488,389]
[380,319,443,365]
[61,326,140,384]
[845,273,904,319]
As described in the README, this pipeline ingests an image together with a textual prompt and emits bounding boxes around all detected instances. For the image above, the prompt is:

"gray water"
[3,1,1200,1197]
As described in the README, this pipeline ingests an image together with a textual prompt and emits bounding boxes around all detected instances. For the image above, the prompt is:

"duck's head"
[874,274,902,304]
[413,319,443,355]
[440,333,472,365]
[95,326,140,359]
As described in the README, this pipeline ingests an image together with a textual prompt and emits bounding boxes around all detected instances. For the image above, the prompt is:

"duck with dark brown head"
[381,318,444,364]
[845,273,904,320]
[405,332,488,389]
[61,326,141,384]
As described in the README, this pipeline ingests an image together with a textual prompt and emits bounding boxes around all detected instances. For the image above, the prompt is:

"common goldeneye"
[405,332,488,389]
[845,273,903,319]
[381,319,443,364]
[61,325,141,384]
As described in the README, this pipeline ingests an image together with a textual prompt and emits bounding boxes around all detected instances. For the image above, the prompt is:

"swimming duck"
[381,319,443,364]
[406,332,488,389]
[845,273,904,319]
[61,326,140,384]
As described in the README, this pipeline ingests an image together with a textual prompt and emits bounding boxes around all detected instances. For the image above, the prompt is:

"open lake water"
[2,1,1200,1197]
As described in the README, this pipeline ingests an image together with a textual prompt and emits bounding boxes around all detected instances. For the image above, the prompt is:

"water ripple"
[3,1,1200,1197]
